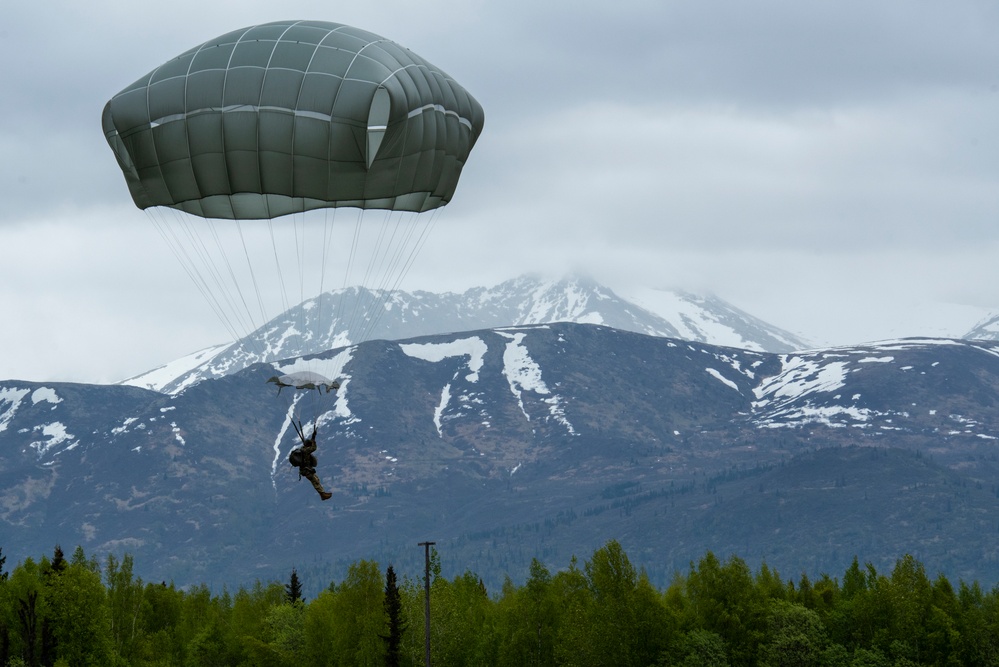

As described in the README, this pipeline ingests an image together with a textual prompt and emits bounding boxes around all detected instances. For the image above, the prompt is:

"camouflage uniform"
[296,439,328,496]
[291,422,332,500]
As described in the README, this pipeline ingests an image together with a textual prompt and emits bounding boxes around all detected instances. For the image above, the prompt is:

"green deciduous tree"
[495,559,558,667]
[330,560,386,667]
[684,552,765,667]
[46,556,115,666]
[552,555,595,666]
[105,552,145,663]
[665,628,730,667]
[582,540,671,667]
[757,600,827,667]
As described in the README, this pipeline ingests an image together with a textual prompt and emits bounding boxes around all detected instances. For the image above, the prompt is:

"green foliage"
[46,554,116,666]
[665,629,730,666]
[2,543,999,665]
[756,600,827,667]
[328,559,386,666]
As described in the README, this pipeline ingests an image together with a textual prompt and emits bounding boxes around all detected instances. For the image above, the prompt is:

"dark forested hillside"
[3,324,999,594]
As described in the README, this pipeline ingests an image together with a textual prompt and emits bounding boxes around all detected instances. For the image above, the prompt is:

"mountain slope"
[624,286,809,352]
[122,274,810,394]
[965,312,999,342]
[5,325,999,594]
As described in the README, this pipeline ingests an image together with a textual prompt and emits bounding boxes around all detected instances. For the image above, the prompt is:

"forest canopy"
[1,542,997,666]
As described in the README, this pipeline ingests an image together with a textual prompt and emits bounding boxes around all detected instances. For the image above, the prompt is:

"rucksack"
[289,447,317,468]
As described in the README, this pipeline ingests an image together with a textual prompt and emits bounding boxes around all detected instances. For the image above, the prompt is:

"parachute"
[102,20,484,219]
[267,372,340,395]
[102,20,483,421]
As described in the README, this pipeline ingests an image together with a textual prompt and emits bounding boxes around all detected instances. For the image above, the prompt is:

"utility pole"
[418,541,436,667]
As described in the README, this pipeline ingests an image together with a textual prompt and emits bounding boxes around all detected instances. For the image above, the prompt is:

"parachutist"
[290,420,332,501]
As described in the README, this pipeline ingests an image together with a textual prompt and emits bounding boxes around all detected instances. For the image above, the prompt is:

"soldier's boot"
[307,473,332,501]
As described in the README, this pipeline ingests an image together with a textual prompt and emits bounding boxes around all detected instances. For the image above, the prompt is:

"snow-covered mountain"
[122,274,810,394]
[623,286,807,352]
[964,312,999,342]
[6,324,999,592]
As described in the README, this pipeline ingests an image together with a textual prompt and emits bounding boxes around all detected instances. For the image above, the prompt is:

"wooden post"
[418,541,436,667]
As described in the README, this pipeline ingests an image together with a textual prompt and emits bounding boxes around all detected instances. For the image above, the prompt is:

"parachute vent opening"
[366,86,391,169]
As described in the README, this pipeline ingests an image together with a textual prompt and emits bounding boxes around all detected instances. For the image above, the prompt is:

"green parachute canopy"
[102,20,484,220]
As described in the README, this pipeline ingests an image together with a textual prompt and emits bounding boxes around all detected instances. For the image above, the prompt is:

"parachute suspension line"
[338,209,390,344]
[352,209,439,345]
[313,206,339,355]
[332,207,366,344]
[267,218,291,318]
[146,210,237,342]
[291,213,305,362]
[204,219,265,343]
[146,208,248,346]
[359,208,393,290]
[353,211,408,340]
[395,207,442,290]
[233,219,269,333]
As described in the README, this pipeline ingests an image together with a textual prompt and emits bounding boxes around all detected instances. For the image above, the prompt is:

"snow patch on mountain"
[400,338,488,382]
[32,387,62,406]
[30,422,77,457]
[432,384,450,436]
[705,368,740,392]
[749,340,980,430]
[752,354,858,427]
[402,337,492,437]
[271,397,303,483]
[121,343,229,393]
[1,387,31,433]
[498,331,576,435]
[754,357,850,405]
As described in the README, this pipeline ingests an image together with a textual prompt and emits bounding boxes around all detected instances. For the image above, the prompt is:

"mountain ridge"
[5,323,999,594]
[121,274,811,394]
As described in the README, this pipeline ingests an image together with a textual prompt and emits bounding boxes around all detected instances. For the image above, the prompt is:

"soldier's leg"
[305,472,327,495]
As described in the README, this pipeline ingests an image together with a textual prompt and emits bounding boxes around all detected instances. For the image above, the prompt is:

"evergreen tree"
[50,545,66,574]
[383,565,405,667]
[286,568,304,604]
[40,544,66,664]
[841,556,867,600]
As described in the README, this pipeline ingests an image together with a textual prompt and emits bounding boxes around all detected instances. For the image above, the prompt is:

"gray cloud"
[1,0,997,382]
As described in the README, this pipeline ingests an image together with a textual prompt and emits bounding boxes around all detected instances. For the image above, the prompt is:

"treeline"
[1,541,998,666]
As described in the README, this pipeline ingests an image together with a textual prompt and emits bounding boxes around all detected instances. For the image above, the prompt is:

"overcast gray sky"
[2,0,998,384]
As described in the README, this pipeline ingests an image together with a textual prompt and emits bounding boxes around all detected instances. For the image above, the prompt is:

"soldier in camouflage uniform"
[290,420,333,501]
